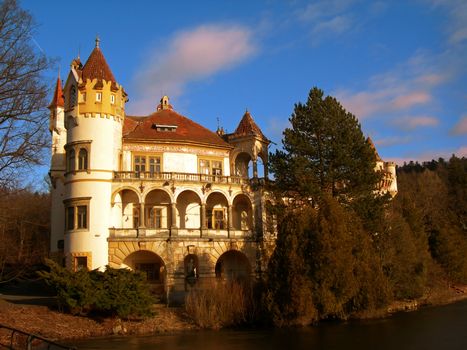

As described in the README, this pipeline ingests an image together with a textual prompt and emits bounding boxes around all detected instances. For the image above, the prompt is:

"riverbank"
[0,284,466,344]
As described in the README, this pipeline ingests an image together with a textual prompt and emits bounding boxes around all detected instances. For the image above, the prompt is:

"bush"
[185,281,254,329]
[38,259,154,318]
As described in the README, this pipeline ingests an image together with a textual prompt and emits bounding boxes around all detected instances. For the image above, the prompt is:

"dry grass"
[185,281,254,329]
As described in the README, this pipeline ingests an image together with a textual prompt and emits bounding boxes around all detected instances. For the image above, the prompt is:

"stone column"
[228,205,234,238]
[139,203,145,228]
[171,203,177,231]
[252,160,258,178]
[200,203,207,236]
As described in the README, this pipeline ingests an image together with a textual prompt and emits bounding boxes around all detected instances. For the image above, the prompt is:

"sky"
[23,0,466,166]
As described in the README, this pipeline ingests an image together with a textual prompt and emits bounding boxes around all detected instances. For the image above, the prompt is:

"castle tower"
[60,38,127,270]
[49,75,66,259]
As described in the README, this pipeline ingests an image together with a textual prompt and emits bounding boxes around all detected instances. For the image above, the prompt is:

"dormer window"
[110,94,115,104]
[96,92,102,102]
[79,92,86,103]
[152,124,177,132]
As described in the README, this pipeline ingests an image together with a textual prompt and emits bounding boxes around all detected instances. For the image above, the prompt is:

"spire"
[367,136,382,162]
[81,38,116,83]
[48,74,64,109]
[233,110,266,139]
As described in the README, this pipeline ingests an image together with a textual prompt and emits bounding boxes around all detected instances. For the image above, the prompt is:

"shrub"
[38,259,154,318]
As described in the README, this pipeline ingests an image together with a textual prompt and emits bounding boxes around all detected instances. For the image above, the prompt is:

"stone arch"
[176,190,202,229]
[111,186,141,204]
[111,188,141,228]
[142,186,174,204]
[122,250,166,293]
[206,191,229,230]
[232,194,253,230]
[215,250,251,281]
[144,189,172,229]
[233,152,253,178]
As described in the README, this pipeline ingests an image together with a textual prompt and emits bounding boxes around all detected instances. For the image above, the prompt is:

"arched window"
[78,148,88,170]
[67,149,75,172]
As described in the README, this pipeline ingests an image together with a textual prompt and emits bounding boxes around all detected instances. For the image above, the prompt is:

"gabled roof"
[48,77,64,109]
[81,46,116,83]
[367,136,382,162]
[233,110,266,139]
[123,109,231,149]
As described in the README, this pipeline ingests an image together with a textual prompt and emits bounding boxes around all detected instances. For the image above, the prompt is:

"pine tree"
[270,87,379,203]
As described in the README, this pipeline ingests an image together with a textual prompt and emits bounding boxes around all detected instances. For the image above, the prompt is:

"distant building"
[367,137,398,197]
[48,39,275,299]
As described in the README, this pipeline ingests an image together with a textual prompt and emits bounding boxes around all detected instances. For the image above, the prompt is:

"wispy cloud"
[450,115,467,135]
[335,52,449,119]
[424,0,467,45]
[129,24,256,114]
[392,115,439,131]
[374,136,413,147]
[297,0,357,44]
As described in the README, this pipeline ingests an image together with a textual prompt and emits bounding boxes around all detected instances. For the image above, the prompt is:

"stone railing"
[108,227,254,239]
[113,171,249,185]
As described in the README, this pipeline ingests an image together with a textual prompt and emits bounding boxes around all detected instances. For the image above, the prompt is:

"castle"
[48,39,396,299]
[48,39,275,298]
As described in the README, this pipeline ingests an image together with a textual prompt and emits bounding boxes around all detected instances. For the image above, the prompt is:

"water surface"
[75,299,467,350]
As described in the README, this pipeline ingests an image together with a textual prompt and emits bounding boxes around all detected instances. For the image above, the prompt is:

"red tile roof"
[81,47,116,83]
[233,110,266,139]
[123,109,232,148]
[48,77,64,109]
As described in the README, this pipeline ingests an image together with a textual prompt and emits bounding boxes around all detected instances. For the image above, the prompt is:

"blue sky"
[24,0,466,165]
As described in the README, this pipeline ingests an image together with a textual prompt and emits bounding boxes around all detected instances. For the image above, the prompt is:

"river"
[75,299,467,350]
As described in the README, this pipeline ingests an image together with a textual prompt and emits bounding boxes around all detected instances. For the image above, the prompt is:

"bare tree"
[0,0,50,188]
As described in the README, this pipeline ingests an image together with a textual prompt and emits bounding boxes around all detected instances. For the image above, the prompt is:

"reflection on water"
[76,299,467,350]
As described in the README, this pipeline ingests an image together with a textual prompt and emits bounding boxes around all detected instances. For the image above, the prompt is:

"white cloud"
[374,136,412,147]
[392,115,439,131]
[424,0,467,45]
[451,115,467,135]
[129,24,256,114]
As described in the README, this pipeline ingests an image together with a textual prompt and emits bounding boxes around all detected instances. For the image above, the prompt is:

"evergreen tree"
[270,87,379,203]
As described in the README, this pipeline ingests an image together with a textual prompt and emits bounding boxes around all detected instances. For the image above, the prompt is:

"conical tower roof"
[81,39,116,83]
[367,136,382,162]
[48,76,64,109]
[233,110,266,139]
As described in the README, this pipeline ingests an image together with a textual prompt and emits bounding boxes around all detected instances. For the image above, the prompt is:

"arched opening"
[67,149,75,172]
[176,190,201,229]
[234,152,252,178]
[122,250,166,293]
[112,189,140,228]
[206,192,228,230]
[184,254,199,287]
[232,194,252,230]
[215,250,251,281]
[144,189,171,229]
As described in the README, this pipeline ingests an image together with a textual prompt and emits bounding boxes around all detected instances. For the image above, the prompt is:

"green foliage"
[38,259,154,318]
[397,156,467,283]
[264,207,317,326]
[270,87,380,203]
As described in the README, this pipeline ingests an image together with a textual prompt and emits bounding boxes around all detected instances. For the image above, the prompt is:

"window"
[75,257,88,271]
[96,92,102,102]
[69,86,76,108]
[64,197,91,231]
[79,92,86,103]
[65,141,91,173]
[78,148,88,170]
[199,158,223,176]
[67,149,75,172]
[135,263,160,281]
[110,94,115,104]
[146,207,165,228]
[207,208,225,229]
[133,154,162,176]
[134,155,146,173]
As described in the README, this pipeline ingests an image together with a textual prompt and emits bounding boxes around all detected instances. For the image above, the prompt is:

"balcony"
[113,171,249,185]
[108,227,254,240]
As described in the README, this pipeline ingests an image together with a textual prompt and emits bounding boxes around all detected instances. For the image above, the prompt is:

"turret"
[60,38,127,271]
[48,75,66,171]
